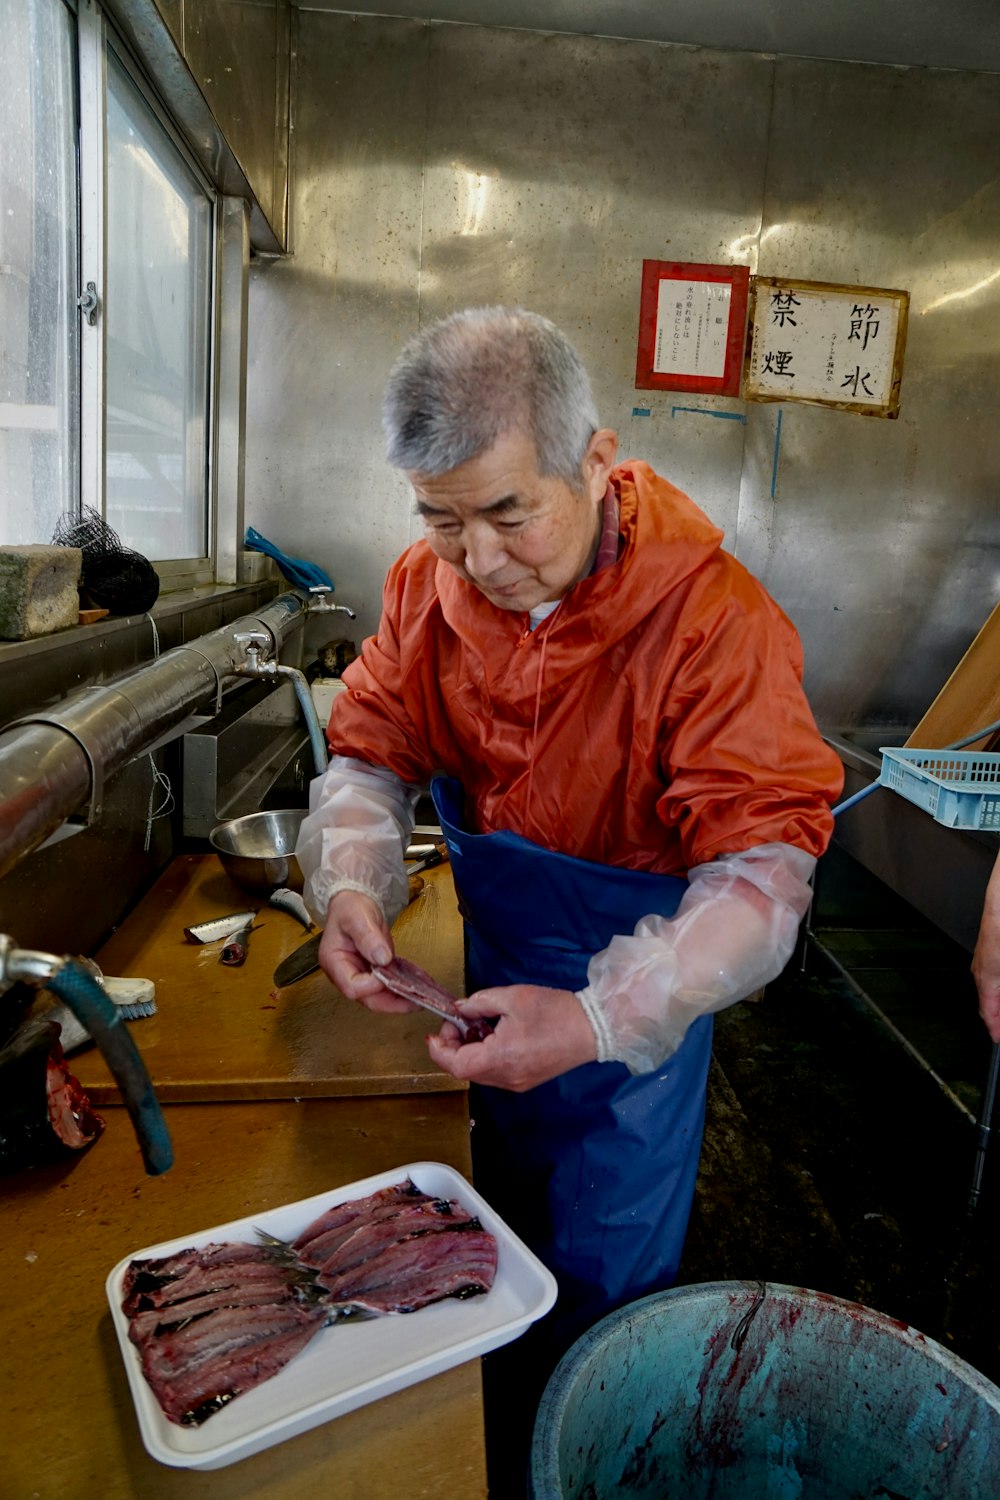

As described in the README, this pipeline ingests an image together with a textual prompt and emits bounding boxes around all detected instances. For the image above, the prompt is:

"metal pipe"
[969,1040,1000,1213]
[0,591,309,881]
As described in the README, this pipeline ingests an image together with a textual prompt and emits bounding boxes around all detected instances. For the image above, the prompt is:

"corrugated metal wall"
[245,13,1000,736]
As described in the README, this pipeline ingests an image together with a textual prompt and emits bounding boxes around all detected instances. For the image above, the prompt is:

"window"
[0,0,218,578]
[106,54,213,562]
[0,0,79,546]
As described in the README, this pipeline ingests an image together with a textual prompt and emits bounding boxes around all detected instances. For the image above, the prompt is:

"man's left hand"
[425,983,597,1092]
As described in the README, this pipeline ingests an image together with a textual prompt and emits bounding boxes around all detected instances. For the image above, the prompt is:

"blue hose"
[46,960,174,1175]
[286,667,329,777]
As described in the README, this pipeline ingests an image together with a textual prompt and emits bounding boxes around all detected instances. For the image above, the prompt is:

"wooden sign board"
[745,277,909,418]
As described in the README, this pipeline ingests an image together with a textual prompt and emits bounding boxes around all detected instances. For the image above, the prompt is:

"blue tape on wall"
[670,406,747,423]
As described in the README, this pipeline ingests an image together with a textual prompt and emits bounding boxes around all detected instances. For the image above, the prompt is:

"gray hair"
[382,307,599,486]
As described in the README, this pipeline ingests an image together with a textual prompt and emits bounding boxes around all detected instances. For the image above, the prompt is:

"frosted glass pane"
[106,55,212,562]
[0,0,79,546]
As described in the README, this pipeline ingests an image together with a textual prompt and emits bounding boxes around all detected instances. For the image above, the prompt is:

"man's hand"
[972,853,1000,1043]
[318,889,410,1013]
[426,984,598,1092]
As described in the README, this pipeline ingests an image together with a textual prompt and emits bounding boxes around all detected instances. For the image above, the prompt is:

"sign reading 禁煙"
[745,277,909,418]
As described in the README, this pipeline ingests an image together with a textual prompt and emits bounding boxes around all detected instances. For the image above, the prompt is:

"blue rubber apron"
[431,775,713,1336]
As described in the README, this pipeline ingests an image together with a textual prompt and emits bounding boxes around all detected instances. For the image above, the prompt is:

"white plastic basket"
[879,747,1000,830]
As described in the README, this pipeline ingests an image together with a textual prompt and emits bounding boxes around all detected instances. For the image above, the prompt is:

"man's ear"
[581,428,619,500]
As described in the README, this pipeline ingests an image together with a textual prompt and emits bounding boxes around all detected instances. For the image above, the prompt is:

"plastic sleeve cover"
[575,842,816,1074]
[294,754,419,927]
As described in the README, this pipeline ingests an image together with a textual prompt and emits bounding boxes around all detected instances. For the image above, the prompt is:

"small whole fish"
[220,916,258,968]
[184,911,257,945]
[268,888,314,932]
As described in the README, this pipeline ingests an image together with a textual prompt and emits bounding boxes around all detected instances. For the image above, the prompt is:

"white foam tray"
[106,1160,557,1470]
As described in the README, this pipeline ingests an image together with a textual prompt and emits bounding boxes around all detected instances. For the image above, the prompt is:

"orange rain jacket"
[328,462,844,876]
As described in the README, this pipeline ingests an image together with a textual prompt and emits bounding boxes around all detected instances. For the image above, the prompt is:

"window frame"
[77,0,224,588]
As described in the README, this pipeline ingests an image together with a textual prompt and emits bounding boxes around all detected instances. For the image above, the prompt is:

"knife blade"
[273,861,439,987]
[273,932,321,987]
[406,848,445,875]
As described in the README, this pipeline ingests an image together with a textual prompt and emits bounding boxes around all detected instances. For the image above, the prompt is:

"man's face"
[408,428,616,614]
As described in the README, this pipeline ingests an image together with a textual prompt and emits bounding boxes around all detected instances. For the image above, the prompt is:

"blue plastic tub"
[530,1281,1000,1499]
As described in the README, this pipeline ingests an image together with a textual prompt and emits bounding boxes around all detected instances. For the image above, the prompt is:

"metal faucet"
[0,933,173,1175]
[305,585,357,620]
[233,630,281,679]
[0,932,66,990]
[233,632,329,776]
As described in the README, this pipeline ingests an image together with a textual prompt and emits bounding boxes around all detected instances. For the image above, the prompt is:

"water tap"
[0,931,63,993]
[233,630,279,678]
[306,585,356,620]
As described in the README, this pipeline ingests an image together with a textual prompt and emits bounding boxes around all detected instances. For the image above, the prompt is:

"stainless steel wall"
[111,0,291,249]
[245,14,1000,739]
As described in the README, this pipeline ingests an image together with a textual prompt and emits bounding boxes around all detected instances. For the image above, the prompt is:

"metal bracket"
[77,281,99,325]
[175,646,225,713]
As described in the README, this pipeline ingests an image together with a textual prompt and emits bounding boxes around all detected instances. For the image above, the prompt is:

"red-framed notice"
[635,260,750,396]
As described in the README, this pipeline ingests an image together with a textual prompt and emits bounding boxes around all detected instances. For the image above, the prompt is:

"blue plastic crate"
[879,747,1000,830]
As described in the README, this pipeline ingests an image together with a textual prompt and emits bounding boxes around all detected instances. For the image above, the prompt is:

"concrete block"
[0,545,83,640]
[238,549,279,585]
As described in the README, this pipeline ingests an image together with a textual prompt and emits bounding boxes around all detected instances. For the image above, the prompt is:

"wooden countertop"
[73,855,467,1103]
[2,1096,486,1499]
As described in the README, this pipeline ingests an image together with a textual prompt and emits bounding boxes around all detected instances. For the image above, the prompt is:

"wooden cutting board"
[905,599,1000,751]
[2,1096,486,1500]
[73,855,468,1104]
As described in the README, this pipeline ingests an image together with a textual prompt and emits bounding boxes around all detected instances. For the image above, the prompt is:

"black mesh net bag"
[52,507,160,616]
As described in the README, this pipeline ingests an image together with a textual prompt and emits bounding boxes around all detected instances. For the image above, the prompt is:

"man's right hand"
[319,889,410,1012]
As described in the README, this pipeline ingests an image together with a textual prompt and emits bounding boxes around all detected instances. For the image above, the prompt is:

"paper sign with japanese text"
[745,277,909,417]
[635,261,750,397]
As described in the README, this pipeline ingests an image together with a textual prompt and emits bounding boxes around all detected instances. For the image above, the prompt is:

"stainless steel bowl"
[209,809,305,893]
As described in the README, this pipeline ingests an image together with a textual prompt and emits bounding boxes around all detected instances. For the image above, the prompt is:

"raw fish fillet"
[319,1223,498,1312]
[122,1179,498,1426]
[370,956,492,1042]
[123,1241,327,1425]
[292,1179,420,1255]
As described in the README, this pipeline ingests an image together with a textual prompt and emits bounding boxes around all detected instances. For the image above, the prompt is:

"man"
[973,851,1000,1043]
[296,304,842,1348]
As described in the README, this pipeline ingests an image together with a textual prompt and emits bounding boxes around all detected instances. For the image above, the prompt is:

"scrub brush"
[32,961,157,1053]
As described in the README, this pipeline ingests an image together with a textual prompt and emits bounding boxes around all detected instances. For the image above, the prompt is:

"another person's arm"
[972,850,1000,1042]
